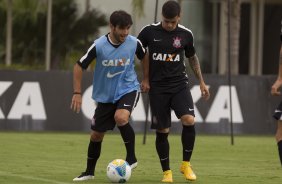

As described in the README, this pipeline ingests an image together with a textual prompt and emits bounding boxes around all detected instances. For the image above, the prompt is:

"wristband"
[73,92,81,95]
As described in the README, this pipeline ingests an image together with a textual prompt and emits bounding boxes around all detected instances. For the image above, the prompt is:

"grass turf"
[0,132,281,184]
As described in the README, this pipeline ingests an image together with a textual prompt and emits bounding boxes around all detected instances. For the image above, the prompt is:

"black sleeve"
[137,26,149,48]
[135,39,146,60]
[184,31,196,58]
[76,44,97,70]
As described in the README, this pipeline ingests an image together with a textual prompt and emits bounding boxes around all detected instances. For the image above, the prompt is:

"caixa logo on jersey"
[152,53,181,62]
[81,85,244,124]
[0,81,46,120]
[102,58,130,66]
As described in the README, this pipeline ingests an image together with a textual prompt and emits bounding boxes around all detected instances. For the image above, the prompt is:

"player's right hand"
[271,79,282,96]
[71,94,82,113]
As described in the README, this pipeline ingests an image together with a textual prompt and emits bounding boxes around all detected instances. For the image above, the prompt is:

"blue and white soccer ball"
[106,159,131,183]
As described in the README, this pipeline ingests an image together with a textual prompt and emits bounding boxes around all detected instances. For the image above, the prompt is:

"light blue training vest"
[92,35,139,103]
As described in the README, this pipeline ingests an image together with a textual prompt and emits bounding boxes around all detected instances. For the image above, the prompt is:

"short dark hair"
[110,10,133,28]
[162,0,181,19]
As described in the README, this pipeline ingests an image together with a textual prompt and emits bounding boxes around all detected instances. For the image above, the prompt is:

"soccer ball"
[106,159,131,183]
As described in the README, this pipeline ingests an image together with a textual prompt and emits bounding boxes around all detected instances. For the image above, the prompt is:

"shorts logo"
[189,108,194,111]
[123,104,131,107]
[173,37,182,48]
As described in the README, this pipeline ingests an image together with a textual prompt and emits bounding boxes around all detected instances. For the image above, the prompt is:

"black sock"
[156,132,170,171]
[86,140,102,175]
[278,140,282,166]
[118,123,137,165]
[182,125,195,161]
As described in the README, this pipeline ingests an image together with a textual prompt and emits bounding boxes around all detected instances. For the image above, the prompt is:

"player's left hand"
[200,83,210,100]
[141,79,150,93]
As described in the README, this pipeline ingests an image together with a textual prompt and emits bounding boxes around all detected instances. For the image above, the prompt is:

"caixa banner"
[0,70,278,134]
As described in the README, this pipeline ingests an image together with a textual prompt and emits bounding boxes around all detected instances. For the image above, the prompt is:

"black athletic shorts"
[273,100,282,120]
[149,85,194,129]
[91,90,140,132]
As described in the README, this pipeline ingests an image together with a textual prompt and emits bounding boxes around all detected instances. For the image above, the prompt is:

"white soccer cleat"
[73,172,94,181]
[130,162,138,170]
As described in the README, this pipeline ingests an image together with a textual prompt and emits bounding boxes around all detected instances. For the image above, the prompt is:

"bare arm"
[71,63,83,113]
[188,54,205,83]
[278,45,282,78]
[188,54,210,100]
[271,45,282,96]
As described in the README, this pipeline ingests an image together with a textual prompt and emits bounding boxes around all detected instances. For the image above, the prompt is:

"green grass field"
[0,132,281,184]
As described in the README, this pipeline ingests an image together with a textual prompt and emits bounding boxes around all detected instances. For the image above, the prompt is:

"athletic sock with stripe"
[156,132,170,171]
[86,140,101,175]
[118,123,137,165]
[278,140,282,166]
[182,125,195,161]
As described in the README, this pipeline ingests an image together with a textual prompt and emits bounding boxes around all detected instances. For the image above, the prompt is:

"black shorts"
[273,101,282,120]
[91,90,139,132]
[149,86,195,129]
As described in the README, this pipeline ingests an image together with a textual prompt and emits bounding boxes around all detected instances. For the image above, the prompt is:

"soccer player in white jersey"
[138,1,210,182]
[71,10,146,181]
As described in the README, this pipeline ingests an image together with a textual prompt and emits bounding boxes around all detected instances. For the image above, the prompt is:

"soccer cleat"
[162,170,173,183]
[180,161,196,181]
[130,162,138,170]
[73,172,94,181]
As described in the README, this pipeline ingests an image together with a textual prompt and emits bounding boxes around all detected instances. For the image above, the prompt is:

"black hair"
[110,10,133,28]
[162,0,181,19]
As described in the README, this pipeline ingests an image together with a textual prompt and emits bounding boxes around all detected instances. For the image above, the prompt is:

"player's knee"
[114,110,130,126]
[156,128,169,134]
[114,114,129,126]
[276,122,282,142]
[90,131,104,142]
[181,115,195,126]
[275,134,282,142]
[275,131,282,142]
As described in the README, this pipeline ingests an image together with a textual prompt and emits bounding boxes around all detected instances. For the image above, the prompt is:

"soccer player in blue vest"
[71,10,146,181]
[271,20,282,167]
